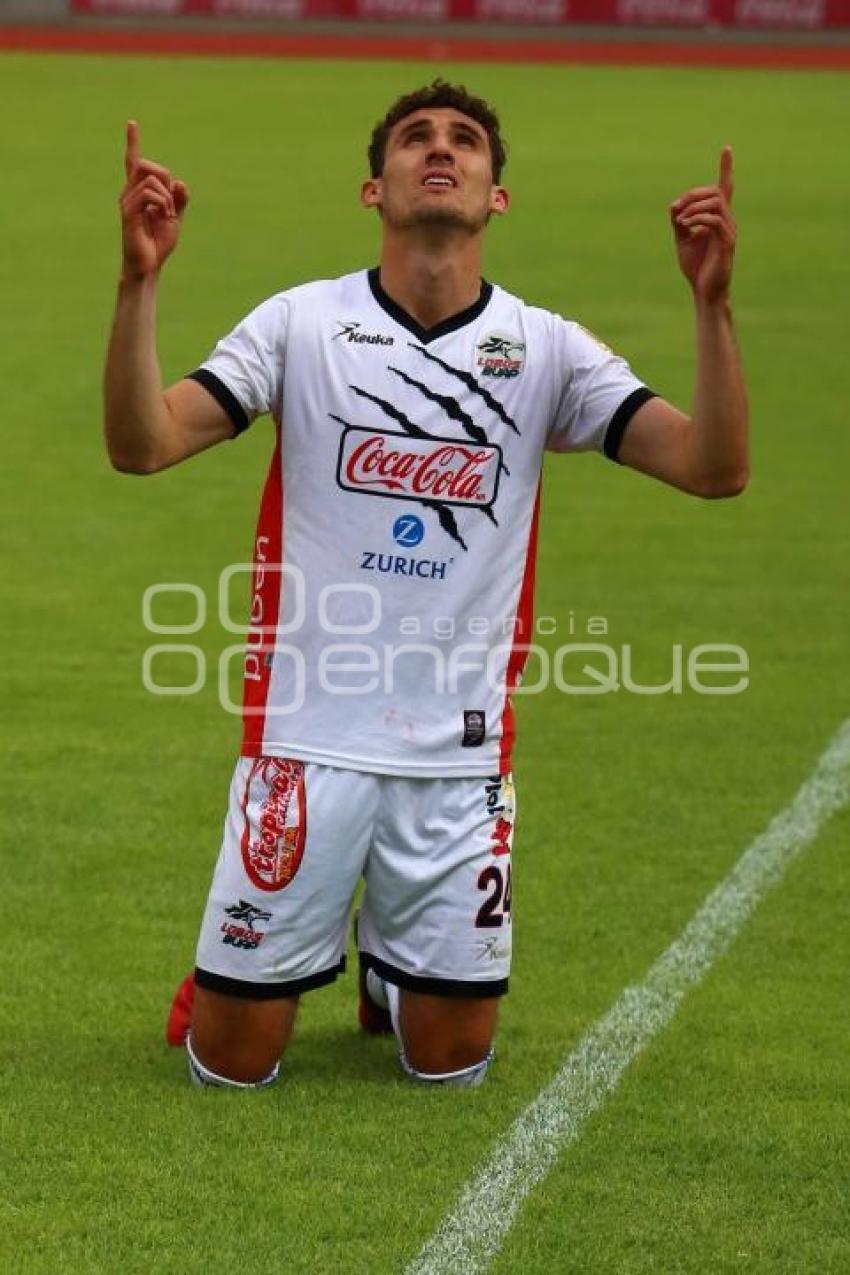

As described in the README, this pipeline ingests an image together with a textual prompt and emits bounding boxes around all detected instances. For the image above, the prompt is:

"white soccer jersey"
[192,268,654,777]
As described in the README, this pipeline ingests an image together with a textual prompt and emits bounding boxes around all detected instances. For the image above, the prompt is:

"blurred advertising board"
[68,0,850,28]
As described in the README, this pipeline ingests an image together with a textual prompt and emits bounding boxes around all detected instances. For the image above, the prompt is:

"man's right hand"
[119,120,189,281]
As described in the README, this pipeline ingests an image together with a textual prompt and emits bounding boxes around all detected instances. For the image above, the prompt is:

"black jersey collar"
[367,267,493,345]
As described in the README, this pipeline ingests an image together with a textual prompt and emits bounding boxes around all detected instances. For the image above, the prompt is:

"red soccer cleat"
[165,972,195,1047]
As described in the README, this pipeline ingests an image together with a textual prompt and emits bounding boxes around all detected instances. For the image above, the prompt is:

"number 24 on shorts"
[476,863,512,928]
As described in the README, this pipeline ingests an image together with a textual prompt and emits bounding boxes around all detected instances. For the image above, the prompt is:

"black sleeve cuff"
[603,387,657,463]
[187,368,251,437]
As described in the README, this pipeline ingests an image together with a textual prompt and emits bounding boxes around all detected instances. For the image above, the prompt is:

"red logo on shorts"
[490,817,512,857]
[240,759,307,892]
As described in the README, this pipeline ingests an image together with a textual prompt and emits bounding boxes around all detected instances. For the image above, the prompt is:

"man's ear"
[490,185,510,217]
[361,178,382,210]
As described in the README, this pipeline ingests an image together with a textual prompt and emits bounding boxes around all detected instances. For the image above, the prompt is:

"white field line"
[405,719,850,1275]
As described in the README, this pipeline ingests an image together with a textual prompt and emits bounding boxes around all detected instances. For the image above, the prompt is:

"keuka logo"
[476,332,526,379]
[476,935,511,962]
[334,320,394,346]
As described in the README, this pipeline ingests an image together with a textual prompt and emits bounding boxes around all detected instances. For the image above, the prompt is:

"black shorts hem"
[361,952,508,999]
[195,957,346,1000]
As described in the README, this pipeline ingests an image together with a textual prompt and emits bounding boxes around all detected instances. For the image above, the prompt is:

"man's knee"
[401,1047,494,1089]
[187,985,298,1087]
[186,1034,281,1089]
[394,986,499,1081]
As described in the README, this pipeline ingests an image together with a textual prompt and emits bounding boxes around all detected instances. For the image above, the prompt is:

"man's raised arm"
[104,121,235,474]
[617,147,749,499]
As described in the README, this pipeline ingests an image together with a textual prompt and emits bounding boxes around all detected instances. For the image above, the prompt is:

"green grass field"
[1,50,848,1274]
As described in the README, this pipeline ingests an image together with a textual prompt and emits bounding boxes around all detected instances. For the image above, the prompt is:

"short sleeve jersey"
[192,268,654,777]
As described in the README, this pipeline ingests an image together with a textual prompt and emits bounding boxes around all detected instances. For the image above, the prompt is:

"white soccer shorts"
[194,757,515,999]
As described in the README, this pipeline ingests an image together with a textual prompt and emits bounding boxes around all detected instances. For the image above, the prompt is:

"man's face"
[361,107,509,232]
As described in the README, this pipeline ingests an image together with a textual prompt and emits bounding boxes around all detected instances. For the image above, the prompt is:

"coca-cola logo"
[336,426,502,510]
[240,758,307,892]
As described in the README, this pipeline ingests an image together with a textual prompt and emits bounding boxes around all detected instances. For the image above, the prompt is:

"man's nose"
[426,142,454,166]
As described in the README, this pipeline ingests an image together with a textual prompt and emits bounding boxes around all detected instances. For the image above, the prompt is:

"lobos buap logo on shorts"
[220,900,272,950]
[475,333,525,379]
[240,758,307,892]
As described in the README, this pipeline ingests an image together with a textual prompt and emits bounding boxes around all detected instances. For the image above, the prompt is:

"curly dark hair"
[367,80,507,183]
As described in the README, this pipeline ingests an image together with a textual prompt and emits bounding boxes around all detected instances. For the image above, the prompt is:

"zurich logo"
[392,514,425,548]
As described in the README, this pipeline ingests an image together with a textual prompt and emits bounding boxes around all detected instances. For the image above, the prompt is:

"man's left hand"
[670,147,736,305]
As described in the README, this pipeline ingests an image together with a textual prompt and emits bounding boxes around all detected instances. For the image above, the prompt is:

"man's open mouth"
[422,172,457,189]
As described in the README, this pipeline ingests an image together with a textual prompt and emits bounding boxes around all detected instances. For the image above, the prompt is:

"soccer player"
[105,81,748,1090]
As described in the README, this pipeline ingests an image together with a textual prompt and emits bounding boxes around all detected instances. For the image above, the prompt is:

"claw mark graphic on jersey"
[389,368,484,447]
[332,415,479,552]
[334,397,469,549]
[420,499,468,552]
[408,343,521,435]
[331,341,520,552]
[347,386,429,439]
[388,366,511,483]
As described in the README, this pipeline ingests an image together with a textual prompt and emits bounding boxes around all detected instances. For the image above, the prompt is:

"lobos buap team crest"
[475,332,526,379]
[240,758,307,892]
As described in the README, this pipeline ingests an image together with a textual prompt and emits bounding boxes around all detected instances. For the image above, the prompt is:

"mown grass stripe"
[406,719,850,1275]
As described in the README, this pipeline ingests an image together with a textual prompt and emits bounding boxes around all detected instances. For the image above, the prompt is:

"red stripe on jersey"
[498,485,541,775]
[241,423,283,756]
[239,759,263,856]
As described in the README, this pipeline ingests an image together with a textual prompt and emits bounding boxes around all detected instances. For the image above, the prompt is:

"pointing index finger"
[719,145,734,203]
[125,119,140,179]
